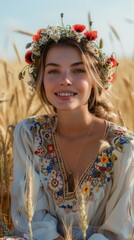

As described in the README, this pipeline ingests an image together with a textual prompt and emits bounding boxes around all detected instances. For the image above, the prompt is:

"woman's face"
[43,45,93,112]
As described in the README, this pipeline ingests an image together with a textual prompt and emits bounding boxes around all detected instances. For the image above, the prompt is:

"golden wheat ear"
[25,162,35,240]
[74,178,88,240]
[62,219,73,240]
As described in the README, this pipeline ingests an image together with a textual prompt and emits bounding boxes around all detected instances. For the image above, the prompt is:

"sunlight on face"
[43,46,93,112]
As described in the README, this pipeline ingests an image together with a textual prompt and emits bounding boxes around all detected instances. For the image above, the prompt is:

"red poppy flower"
[37,28,45,36]
[25,50,33,64]
[32,34,39,42]
[107,56,118,67]
[72,24,86,33]
[32,28,45,42]
[47,144,54,153]
[84,31,98,40]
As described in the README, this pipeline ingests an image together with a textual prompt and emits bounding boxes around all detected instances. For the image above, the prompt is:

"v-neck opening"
[78,119,110,185]
[52,116,111,198]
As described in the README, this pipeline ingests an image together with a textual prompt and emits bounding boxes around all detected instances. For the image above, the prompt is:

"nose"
[59,72,72,86]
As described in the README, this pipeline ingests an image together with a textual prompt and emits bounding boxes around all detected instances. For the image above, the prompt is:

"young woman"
[11,16,134,240]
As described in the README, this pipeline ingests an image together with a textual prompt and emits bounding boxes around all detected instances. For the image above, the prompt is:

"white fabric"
[88,233,109,240]
[11,121,59,240]
[11,117,134,240]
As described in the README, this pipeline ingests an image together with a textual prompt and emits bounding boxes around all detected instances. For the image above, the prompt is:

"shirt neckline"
[52,117,111,197]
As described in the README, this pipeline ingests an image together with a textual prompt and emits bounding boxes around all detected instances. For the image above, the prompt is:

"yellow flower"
[82,183,91,195]
[94,187,99,193]
[100,155,108,164]
[110,154,117,163]
[36,115,45,122]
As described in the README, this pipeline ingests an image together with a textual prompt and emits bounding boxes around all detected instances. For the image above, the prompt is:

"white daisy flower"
[48,174,63,192]
[32,44,40,56]
[81,180,92,196]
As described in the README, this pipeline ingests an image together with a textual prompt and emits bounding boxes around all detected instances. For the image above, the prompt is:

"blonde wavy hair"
[35,39,117,122]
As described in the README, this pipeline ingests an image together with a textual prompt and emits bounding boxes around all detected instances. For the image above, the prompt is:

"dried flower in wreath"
[19,13,118,91]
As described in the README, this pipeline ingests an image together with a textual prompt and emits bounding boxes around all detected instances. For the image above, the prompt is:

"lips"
[54,92,77,97]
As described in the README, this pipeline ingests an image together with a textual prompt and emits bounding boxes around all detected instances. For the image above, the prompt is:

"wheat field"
[0,55,134,237]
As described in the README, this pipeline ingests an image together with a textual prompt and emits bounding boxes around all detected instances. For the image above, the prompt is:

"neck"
[56,107,94,138]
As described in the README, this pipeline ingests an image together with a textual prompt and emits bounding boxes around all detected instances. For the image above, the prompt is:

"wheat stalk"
[78,192,88,240]
[0,126,5,218]
[0,124,14,233]
[109,25,120,41]
[25,162,34,240]
[109,24,126,57]
[62,220,73,240]
[75,181,88,240]
[2,61,9,87]
[125,18,134,24]
[14,30,33,36]
[13,42,22,64]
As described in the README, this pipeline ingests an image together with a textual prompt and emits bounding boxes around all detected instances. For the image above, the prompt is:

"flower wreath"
[19,13,118,91]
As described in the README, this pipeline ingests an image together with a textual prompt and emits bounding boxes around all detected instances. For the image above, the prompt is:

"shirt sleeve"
[97,140,134,240]
[88,233,109,240]
[11,120,60,240]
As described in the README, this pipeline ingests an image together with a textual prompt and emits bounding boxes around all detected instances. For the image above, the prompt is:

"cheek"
[43,76,53,91]
[44,75,59,90]
[43,78,51,101]
[43,77,57,103]
[43,78,54,104]
[77,78,92,92]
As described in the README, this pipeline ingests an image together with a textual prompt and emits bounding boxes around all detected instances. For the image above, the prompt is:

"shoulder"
[106,121,134,155]
[106,121,134,142]
[14,114,57,137]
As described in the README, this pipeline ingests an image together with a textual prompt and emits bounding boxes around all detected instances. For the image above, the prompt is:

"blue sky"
[0,0,134,60]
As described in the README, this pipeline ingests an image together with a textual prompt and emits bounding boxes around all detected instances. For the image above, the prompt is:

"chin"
[56,107,74,112]
[53,104,77,111]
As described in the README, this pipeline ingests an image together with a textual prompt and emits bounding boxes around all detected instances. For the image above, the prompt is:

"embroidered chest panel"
[28,115,134,212]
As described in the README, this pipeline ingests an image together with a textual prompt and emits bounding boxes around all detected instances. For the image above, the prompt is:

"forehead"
[45,45,82,64]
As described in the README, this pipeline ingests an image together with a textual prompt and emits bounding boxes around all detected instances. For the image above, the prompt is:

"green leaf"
[26,42,32,49]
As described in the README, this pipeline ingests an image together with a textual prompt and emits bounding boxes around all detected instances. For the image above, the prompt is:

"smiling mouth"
[54,92,77,97]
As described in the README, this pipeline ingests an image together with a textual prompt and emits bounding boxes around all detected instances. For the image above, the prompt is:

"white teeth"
[57,93,75,96]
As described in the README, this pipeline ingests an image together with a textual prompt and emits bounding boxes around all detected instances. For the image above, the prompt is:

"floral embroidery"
[81,181,92,196]
[34,147,47,157]
[35,115,47,122]
[55,196,64,205]
[44,132,51,140]
[27,114,134,211]
[100,155,108,164]
[47,144,55,153]
[48,173,63,192]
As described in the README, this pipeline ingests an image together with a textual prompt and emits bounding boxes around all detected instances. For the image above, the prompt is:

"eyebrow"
[45,61,84,68]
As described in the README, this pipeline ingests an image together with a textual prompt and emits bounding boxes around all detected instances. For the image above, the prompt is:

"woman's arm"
[97,141,134,240]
